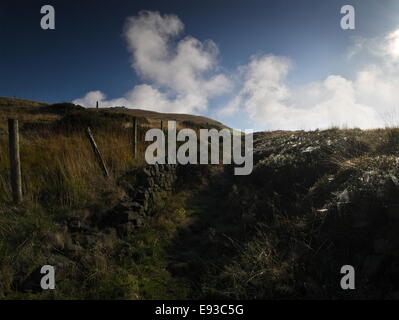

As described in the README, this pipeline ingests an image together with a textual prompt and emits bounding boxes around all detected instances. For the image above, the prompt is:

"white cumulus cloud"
[75,11,399,130]
[221,28,399,130]
[74,11,230,114]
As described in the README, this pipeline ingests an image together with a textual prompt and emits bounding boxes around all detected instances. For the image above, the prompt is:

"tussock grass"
[0,122,147,209]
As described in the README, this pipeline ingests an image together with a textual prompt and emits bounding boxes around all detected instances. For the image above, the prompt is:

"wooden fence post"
[132,117,138,159]
[85,127,109,178]
[162,120,168,161]
[8,119,23,204]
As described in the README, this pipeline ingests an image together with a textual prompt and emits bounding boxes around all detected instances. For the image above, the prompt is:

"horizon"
[2,0,399,131]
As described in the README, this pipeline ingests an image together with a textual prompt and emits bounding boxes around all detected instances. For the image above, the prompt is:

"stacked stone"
[102,164,178,237]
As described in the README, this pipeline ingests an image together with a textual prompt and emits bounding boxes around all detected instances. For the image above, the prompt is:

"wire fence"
[1,118,152,203]
[0,117,226,204]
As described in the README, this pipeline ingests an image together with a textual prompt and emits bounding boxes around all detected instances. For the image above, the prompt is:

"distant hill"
[0,97,47,109]
[92,106,228,129]
[0,97,229,130]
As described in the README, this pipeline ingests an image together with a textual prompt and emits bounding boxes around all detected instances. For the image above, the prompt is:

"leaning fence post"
[8,119,23,204]
[132,117,138,159]
[85,127,109,178]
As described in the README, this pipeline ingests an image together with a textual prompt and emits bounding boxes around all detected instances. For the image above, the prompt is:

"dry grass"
[0,123,146,209]
[0,97,226,210]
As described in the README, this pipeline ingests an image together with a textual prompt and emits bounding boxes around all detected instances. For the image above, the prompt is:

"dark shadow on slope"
[165,129,398,300]
[167,165,261,299]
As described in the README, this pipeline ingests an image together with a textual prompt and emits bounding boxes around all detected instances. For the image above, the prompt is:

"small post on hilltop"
[85,127,109,178]
[132,117,138,159]
[96,101,99,110]
[8,119,23,204]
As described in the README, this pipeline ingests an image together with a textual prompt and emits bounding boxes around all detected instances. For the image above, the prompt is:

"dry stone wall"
[101,164,178,236]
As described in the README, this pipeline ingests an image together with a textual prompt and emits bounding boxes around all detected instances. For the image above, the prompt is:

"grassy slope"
[186,128,399,299]
[92,107,228,129]
[0,97,230,299]
[0,97,228,129]
[2,97,399,299]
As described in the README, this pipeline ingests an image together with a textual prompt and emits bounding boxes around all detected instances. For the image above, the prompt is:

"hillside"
[0,97,47,108]
[89,107,228,129]
[1,97,399,299]
[196,128,399,299]
[0,97,228,130]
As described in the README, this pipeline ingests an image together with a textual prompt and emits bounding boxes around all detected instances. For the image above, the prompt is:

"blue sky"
[2,0,399,130]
